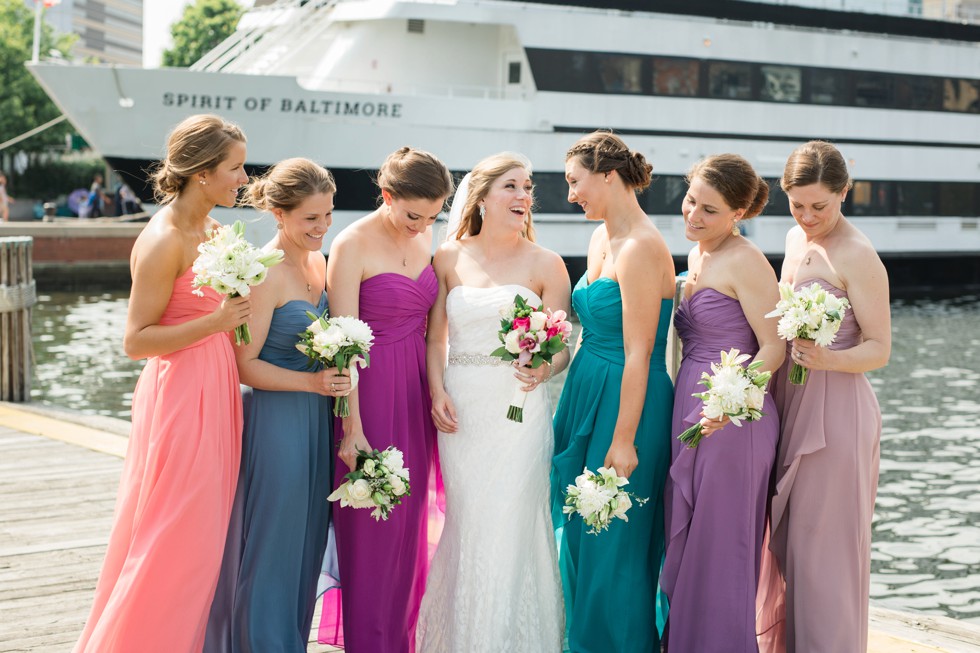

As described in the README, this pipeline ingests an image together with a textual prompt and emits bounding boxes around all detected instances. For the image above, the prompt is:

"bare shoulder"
[836,221,885,279]
[731,236,773,272]
[132,213,184,273]
[433,240,462,272]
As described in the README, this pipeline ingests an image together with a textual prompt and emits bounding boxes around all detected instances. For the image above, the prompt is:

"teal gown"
[551,274,673,653]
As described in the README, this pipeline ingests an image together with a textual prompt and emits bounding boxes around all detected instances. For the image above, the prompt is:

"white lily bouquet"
[563,466,648,535]
[677,348,772,449]
[490,294,573,423]
[296,311,374,417]
[764,282,851,385]
[327,446,411,521]
[191,220,283,345]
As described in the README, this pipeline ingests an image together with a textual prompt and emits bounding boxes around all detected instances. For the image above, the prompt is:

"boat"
[27,0,980,273]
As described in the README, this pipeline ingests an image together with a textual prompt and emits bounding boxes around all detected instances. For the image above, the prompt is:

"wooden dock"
[1,402,978,653]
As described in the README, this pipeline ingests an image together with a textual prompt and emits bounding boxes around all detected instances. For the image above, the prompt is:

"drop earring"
[731,221,740,236]
[479,204,485,218]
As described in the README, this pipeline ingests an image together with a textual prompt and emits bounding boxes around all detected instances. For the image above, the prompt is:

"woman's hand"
[211,294,251,335]
[338,427,371,472]
[513,361,550,393]
[791,338,830,371]
[430,389,459,433]
[310,367,352,397]
[698,414,731,438]
[604,437,639,479]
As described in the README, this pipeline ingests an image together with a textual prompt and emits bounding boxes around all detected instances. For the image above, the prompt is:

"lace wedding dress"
[416,284,563,653]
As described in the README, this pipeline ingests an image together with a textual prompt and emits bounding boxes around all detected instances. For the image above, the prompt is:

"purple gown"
[318,266,438,653]
[661,288,779,652]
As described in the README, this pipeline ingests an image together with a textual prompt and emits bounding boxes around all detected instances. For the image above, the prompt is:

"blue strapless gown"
[551,274,674,653]
[205,292,334,653]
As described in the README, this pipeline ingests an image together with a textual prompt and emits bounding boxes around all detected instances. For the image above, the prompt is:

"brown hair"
[376,146,454,203]
[151,114,246,204]
[781,140,853,194]
[565,130,653,191]
[245,158,336,213]
[453,152,536,242]
[687,153,769,219]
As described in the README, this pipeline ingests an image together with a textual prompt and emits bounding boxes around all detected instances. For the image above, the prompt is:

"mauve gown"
[318,266,438,653]
[661,288,778,652]
[758,278,882,653]
[74,267,242,653]
[204,292,333,653]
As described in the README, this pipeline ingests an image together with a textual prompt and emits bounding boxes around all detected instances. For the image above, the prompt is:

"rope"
[0,280,37,312]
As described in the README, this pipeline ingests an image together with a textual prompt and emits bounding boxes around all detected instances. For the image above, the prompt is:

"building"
[923,0,980,21]
[30,0,143,66]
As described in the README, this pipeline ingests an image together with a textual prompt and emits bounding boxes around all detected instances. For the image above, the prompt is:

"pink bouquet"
[490,294,573,422]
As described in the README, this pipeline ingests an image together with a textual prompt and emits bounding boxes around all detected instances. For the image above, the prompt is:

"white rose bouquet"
[191,220,284,345]
[296,311,374,417]
[490,294,573,423]
[563,466,648,535]
[677,348,772,449]
[764,282,851,385]
[327,446,411,521]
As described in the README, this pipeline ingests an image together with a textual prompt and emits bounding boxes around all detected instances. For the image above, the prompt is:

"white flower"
[331,315,374,347]
[390,475,407,496]
[381,448,406,475]
[529,311,547,332]
[498,304,516,320]
[363,459,377,476]
[745,384,766,411]
[813,321,839,347]
[504,328,523,354]
[348,479,372,502]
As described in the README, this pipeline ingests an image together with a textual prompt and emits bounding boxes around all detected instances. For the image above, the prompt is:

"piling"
[0,237,36,401]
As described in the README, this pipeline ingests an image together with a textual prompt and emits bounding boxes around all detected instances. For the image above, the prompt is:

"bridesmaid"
[551,131,676,653]
[204,158,351,652]
[73,114,251,653]
[318,146,453,652]
[760,141,891,653]
[660,154,782,652]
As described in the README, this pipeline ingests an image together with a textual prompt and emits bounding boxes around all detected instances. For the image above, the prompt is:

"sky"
[142,0,256,68]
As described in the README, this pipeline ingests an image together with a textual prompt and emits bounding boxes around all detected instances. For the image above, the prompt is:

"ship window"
[809,69,847,105]
[598,54,644,94]
[849,180,891,216]
[765,179,789,216]
[651,58,699,97]
[760,65,801,103]
[643,175,687,215]
[854,72,894,108]
[532,173,579,214]
[407,19,424,34]
[897,76,942,111]
[508,61,521,84]
[896,182,936,215]
[938,183,977,216]
[707,62,752,100]
[943,79,980,113]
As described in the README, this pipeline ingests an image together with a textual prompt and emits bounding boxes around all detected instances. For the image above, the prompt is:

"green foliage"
[162,0,244,68]
[10,157,105,200]
[0,0,77,152]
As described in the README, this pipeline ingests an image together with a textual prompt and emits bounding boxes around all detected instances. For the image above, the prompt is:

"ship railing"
[303,78,522,99]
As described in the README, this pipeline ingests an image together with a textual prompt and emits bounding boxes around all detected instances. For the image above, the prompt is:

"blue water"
[29,291,980,623]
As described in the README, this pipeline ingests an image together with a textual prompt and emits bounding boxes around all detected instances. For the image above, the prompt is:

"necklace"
[384,210,409,267]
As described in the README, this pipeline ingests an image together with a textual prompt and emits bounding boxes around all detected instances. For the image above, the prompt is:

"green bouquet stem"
[789,362,809,385]
[334,396,350,418]
[677,423,705,448]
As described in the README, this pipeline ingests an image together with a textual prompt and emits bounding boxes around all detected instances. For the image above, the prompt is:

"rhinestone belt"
[448,353,509,367]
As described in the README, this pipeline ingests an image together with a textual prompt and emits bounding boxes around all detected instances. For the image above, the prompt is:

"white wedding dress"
[416,284,564,653]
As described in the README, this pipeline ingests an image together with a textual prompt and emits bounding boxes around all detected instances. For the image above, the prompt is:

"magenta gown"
[318,266,438,653]
[759,278,881,653]
[661,289,778,653]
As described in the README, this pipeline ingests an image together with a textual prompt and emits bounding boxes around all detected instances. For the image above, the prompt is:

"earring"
[276,222,283,230]
[479,204,485,218]
[199,179,206,185]
[731,221,740,236]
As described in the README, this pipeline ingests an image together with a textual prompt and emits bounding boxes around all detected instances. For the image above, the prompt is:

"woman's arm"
[326,232,372,470]
[604,237,665,479]
[426,246,458,433]
[734,247,785,376]
[521,248,573,387]
[123,231,250,360]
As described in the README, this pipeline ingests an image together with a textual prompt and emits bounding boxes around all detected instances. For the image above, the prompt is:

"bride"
[417,153,570,652]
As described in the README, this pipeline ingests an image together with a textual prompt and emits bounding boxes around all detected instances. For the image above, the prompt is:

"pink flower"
[519,336,540,352]
[513,316,531,331]
[518,350,533,366]
[550,309,568,323]
[547,326,559,339]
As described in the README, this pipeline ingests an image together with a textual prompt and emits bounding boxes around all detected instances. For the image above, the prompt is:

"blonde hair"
[245,158,336,212]
[781,141,853,194]
[565,130,653,191]
[452,153,536,242]
[687,154,769,219]
[151,114,246,204]
[376,146,454,203]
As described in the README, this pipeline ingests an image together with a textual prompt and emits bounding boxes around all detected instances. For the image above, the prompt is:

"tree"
[162,0,244,69]
[0,0,76,153]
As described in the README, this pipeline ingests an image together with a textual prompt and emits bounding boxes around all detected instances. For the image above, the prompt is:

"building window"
[809,69,848,105]
[508,61,521,84]
[652,58,699,96]
[407,19,425,34]
[943,79,980,113]
[854,72,894,108]
[708,62,752,100]
[760,65,802,103]
[897,76,942,111]
[597,54,644,94]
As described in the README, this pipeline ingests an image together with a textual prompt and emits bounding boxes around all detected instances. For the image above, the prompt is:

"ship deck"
[1,401,979,652]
